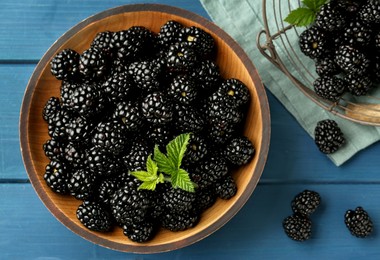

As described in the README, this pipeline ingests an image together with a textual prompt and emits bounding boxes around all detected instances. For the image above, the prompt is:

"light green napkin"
[200,0,380,166]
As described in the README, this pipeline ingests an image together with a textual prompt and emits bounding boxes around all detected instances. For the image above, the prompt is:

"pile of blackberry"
[299,0,380,99]
[43,20,255,242]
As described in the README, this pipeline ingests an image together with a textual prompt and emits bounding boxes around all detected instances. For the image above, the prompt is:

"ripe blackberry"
[48,108,73,140]
[344,206,374,238]
[207,117,236,145]
[291,190,321,216]
[98,177,120,208]
[144,124,173,149]
[359,0,380,25]
[315,54,340,76]
[122,139,151,172]
[205,97,244,126]
[44,160,70,194]
[50,48,80,81]
[190,60,221,94]
[335,45,370,75]
[65,116,94,145]
[283,214,312,242]
[79,47,109,81]
[68,83,103,118]
[215,175,237,200]
[43,97,61,122]
[102,71,134,103]
[344,73,373,96]
[341,19,373,48]
[76,200,113,232]
[67,168,97,200]
[183,134,208,165]
[375,32,380,50]
[191,156,229,189]
[90,31,114,56]
[141,91,173,125]
[128,60,162,92]
[334,0,364,13]
[216,79,250,108]
[161,210,199,232]
[64,142,87,169]
[87,147,121,177]
[299,26,330,59]
[315,2,346,32]
[168,75,198,105]
[173,104,205,134]
[178,26,215,57]
[314,119,345,154]
[313,75,346,102]
[91,120,126,155]
[60,81,80,110]
[123,221,157,243]
[113,101,143,132]
[157,20,183,48]
[194,189,217,213]
[161,184,196,214]
[166,43,197,73]
[224,136,255,166]
[43,138,65,162]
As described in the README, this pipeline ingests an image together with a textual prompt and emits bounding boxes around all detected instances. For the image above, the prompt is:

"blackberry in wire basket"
[334,0,365,13]
[50,48,80,81]
[313,75,346,102]
[344,206,374,238]
[344,73,373,96]
[315,54,340,76]
[283,214,312,242]
[299,26,330,60]
[315,2,347,32]
[359,0,380,25]
[335,45,370,75]
[314,119,345,154]
[77,200,113,232]
[341,19,373,49]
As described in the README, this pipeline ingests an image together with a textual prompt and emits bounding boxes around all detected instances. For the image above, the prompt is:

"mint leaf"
[166,133,190,169]
[138,181,158,191]
[171,168,195,193]
[146,154,158,177]
[130,155,163,191]
[129,170,156,182]
[284,7,316,27]
[154,145,176,175]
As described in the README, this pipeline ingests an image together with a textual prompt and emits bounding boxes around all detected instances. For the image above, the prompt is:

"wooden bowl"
[19,4,270,253]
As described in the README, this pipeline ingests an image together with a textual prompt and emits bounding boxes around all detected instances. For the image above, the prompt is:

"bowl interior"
[20,4,270,253]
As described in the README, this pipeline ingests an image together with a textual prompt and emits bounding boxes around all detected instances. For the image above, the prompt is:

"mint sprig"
[284,0,328,27]
[130,133,197,193]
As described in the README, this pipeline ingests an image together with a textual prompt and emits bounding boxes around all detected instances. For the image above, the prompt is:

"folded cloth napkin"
[200,0,380,166]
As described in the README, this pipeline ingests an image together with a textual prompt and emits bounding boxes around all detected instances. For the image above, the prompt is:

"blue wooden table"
[2,0,380,259]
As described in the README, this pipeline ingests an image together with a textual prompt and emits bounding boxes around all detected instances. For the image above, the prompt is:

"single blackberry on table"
[102,71,134,103]
[123,221,157,243]
[113,100,143,132]
[178,26,215,57]
[335,45,370,75]
[76,200,113,232]
[141,91,173,125]
[313,75,346,102]
[190,59,221,94]
[64,142,87,169]
[122,139,151,172]
[341,19,373,48]
[161,210,200,232]
[43,138,65,162]
[299,26,330,60]
[166,43,197,73]
[44,160,70,194]
[291,190,321,216]
[344,73,373,96]
[90,31,114,56]
[65,116,94,145]
[314,119,345,154]
[173,104,205,134]
[156,20,184,48]
[87,147,121,177]
[50,48,80,81]
[283,214,312,242]
[183,134,208,165]
[191,156,229,189]
[359,0,380,25]
[43,97,61,122]
[215,174,237,200]
[168,74,198,105]
[128,60,162,92]
[315,54,340,76]
[215,79,250,108]
[68,168,98,200]
[79,47,109,81]
[91,119,127,155]
[344,206,374,238]
[224,136,255,166]
[161,184,197,214]
[315,2,347,32]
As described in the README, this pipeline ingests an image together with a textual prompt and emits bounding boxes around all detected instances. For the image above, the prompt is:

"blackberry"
[68,83,103,118]
[344,73,373,96]
[123,221,157,243]
[43,160,70,194]
[178,26,215,57]
[168,75,198,105]
[43,138,65,162]
[207,117,236,145]
[299,26,330,59]
[48,108,74,140]
[224,136,255,166]
[313,75,346,102]
[166,43,197,73]
[91,120,126,155]
[161,210,199,232]
[67,168,97,200]
[190,60,221,94]
[341,19,373,48]
[191,156,229,189]
[315,54,340,76]
[315,2,347,32]
[60,81,80,110]
[291,190,321,216]
[157,20,183,48]
[102,71,134,103]
[113,101,143,132]
[122,139,151,172]
[215,175,237,200]
[344,206,374,238]
[335,0,364,13]
[79,47,109,81]
[87,147,121,177]
[43,97,61,122]
[64,142,87,169]
[173,104,205,134]
[205,96,244,126]
[183,134,208,165]
[50,48,80,81]
[161,184,196,214]
[375,31,380,50]
[215,79,250,108]
[76,200,113,232]
[98,177,120,207]
[283,214,312,242]
[145,124,173,149]
[314,119,345,154]
[141,91,173,125]
[194,189,217,213]
[359,0,380,25]
[90,31,114,56]
[128,60,162,92]
[335,45,370,75]
[65,116,94,145]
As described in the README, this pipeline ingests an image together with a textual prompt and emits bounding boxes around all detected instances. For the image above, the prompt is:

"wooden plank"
[0,183,379,258]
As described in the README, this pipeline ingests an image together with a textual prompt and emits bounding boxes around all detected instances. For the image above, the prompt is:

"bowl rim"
[19,3,271,253]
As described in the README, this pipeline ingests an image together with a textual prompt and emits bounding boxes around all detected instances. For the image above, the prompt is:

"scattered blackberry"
[315,2,346,32]
[123,221,157,243]
[128,60,162,92]
[90,31,114,56]
[344,73,373,96]
[183,134,208,165]
[173,104,205,134]
[113,101,143,132]
[87,147,121,177]
[283,214,312,242]
[359,0,380,25]
[43,138,65,162]
[79,47,109,81]
[341,19,373,48]
[315,54,340,76]
[313,75,346,102]
[76,200,113,232]
[161,210,200,232]
[161,184,196,214]
[178,26,215,57]
[166,43,197,73]
[224,136,255,166]
[43,97,61,122]
[291,190,321,216]
[65,116,94,145]
[67,168,97,200]
[122,139,151,172]
[50,49,80,81]
[190,60,221,94]
[314,119,345,154]
[191,156,229,189]
[64,142,87,169]
[141,91,173,125]
[102,71,134,103]
[91,120,126,155]
[335,45,370,75]
[299,26,330,59]
[43,160,70,194]
[168,75,198,105]
[215,175,237,200]
[344,206,374,238]
[157,20,183,48]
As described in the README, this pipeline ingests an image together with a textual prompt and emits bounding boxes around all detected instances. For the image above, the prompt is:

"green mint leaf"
[284,7,316,27]
[130,155,162,191]
[302,0,328,11]
[129,170,154,182]
[154,145,176,175]
[171,168,195,193]
[166,133,190,169]
[138,181,157,191]
[146,154,158,177]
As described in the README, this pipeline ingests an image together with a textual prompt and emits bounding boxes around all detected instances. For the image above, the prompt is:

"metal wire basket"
[257,0,380,126]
